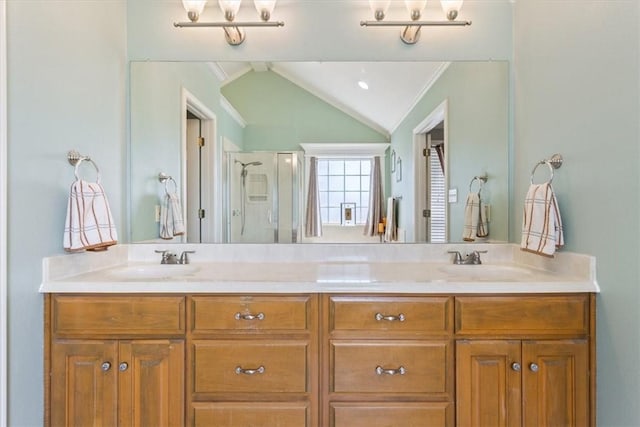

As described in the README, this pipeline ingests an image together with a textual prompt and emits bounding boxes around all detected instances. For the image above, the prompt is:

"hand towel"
[521,183,564,256]
[63,180,118,252]
[462,192,489,241]
[384,197,397,242]
[159,192,185,240]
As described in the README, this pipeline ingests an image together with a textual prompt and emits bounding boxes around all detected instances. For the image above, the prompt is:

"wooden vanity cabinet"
[455,295,593,427]
[45,295,186,427]
[323,295,455,427]
[188,295,319,427]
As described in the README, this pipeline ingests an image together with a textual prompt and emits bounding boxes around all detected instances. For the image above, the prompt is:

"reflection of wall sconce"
[174,0,284,46]
[361,0,471,45]
[396,157,402,182]
[390,149,396,173]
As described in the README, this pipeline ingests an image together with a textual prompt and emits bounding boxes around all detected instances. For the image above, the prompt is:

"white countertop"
[39,243,599,294]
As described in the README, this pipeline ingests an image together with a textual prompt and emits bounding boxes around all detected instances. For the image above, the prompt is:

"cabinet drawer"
[331,340,451,395]
[330,402,453,427]
[193,341,308,394]
[191,295,312,332]
[455,295,589,335]
[329,296,452,335]
[52,295,185,336]
[193,402,309,427]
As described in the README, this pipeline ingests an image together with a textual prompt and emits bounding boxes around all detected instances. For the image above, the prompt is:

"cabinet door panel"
[456,340,521,427]
[51,340,118,427]
[193,340,308,394]
[522,340,589,427]
[118,340,185,427]
[193,402,309,427]
[331,340,451,396]
[331,402,453,427]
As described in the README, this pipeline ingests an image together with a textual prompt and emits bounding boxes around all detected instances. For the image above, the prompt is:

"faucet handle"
[179,250,196,265]
[155,249,176,264]
[469,250,488,264]
[447,250,463,264]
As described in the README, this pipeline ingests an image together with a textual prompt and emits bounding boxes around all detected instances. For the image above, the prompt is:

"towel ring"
[469,175,487,192]
[530,154,563,184]
[158,172,178,195]
[68,151,100,182]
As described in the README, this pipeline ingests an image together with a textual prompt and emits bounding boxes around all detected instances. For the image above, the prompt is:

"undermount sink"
[108,264,200,280]
[438,264,534,280]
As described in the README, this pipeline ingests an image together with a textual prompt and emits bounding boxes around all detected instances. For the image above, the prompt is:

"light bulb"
[368,0,391,21]
[182,0,207,22]
[440,0,463,20]
[404,0,427,20]
[254,0,276,21]
[219,0,241,20]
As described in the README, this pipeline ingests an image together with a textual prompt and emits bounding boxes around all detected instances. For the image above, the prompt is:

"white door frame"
[1,0,8,424]
[181,88,220,242]
[413,99,448,242]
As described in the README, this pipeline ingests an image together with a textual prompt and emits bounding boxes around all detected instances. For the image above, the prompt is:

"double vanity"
[41,243,599,426]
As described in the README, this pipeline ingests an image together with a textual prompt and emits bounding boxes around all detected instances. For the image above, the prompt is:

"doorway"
[413,100,448,243]
[182,89,218,243]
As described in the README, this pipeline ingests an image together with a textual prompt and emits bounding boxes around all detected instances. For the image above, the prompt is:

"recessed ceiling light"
[358,80,369,90]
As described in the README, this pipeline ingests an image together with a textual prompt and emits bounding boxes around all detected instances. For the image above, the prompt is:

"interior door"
[186,114,202,242]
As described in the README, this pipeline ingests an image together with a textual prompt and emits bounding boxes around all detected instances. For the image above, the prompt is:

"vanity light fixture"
[361,0,471,45]
[174,0,284,46]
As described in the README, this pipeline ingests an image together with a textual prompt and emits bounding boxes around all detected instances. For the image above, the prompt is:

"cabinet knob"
[529,363,539,372]
[375,365,406,376]
[375,313,406,322]
[235,312,265,321]
[235,365,265,375]
[119,362,129,372]
[101,362,111,372]
[511,362,521,372]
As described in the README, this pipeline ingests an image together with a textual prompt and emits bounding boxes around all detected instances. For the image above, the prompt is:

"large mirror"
[130,61,509,244]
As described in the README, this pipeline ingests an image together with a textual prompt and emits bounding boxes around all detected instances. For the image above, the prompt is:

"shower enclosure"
[226,151,303,243]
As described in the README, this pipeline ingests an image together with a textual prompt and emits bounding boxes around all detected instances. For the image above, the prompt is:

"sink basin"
[108,264,200,280]
[438,264,534,281]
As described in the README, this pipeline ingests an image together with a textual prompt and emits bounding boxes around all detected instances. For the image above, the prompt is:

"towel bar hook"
[469,175,488,192]
[530,153,563,184]
[67,150,100,182]
[158,172,178,194]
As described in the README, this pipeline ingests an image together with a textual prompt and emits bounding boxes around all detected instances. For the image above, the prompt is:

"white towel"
[384,197,397,242]
[63,180,118,252]
[462,193,488,241]
[159,192,185,239]
[521,183,564,256]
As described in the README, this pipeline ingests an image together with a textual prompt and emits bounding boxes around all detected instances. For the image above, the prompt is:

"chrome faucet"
[155,250,179,264]
[447,250,488,265]
[155,249,195,264]
[179,250,195,265]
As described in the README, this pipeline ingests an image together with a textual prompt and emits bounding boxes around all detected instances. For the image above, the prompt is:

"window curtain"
[364,156,384,236]
[305,156,322,237]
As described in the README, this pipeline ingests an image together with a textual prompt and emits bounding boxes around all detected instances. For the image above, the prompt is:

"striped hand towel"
[63,180,118,252]
[159,192,185,239]
[462,193,488,241]
[521,183,564,256]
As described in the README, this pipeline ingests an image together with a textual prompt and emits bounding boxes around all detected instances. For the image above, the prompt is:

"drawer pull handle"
[529,363,539,372]
[375,312,405,322]
[101,362,111,372]
[235,312,265,321]
[119,362,129,372]
[375,365,406,376]
[511,362,521,372]
[235,365,265,375]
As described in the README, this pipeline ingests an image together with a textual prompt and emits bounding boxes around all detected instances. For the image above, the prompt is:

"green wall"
[221,70,388,151]
[391,62,509,242]
[130,62,245,242]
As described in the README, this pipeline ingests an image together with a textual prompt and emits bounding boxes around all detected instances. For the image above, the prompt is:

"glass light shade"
[440,0,463,19]
[254,0,276,16]
[404,0,427,13]
[369,0,391,15]
[182,0,207,21]
[218,0,242,16]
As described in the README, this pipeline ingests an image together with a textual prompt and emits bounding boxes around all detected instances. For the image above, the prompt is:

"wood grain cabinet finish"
[46,295,186,427]
[46,292,594,427]
[188,294,319,427]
